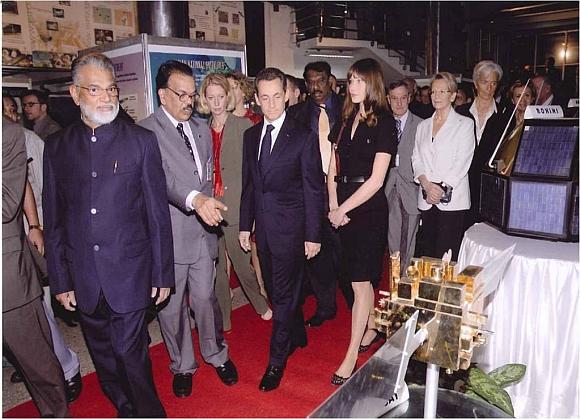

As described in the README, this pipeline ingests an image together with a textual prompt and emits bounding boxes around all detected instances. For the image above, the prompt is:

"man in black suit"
[287,61,346,323]
[43,53,174,417]
[239,67,324,392]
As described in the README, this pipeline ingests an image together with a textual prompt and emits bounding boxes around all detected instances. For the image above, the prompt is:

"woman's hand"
[423,182,444,205]
[328,207,350,229]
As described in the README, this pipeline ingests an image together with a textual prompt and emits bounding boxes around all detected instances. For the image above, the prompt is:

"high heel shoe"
[331,363,357,386]
[358,329,382,353]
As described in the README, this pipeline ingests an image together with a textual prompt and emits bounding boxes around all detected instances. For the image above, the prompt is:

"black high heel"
[331,363,358,386]
[358,329,382,353]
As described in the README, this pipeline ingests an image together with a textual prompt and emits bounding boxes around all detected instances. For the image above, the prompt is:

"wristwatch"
[29,224,43,231]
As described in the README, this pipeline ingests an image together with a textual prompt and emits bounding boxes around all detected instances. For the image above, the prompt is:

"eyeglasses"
[166,86,199,103]
[430,90,451,96]
[22,102,40,108]
[76,85,120,97]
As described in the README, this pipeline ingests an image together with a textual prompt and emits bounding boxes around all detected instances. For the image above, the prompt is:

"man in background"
[21,89,62,140]
[287,61,346,321]
[385,81,423,275]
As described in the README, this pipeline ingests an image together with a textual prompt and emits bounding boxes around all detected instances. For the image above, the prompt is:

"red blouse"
[211,127,225,198]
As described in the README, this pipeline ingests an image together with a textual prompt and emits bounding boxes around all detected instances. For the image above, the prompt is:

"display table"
[458,223,580,418]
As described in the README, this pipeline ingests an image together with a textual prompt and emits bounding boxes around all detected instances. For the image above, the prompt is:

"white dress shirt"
[161,106,203,210]
[469,99,497,145]
[258,111,286,157]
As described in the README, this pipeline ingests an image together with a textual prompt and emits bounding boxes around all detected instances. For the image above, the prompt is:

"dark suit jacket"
[287,93,343,134]
[239,114,324,256]
[2,118,43,312]
[43,117,175,314]
[456,102,510,198]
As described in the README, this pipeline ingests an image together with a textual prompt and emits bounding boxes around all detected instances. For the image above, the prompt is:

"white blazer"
[412,108,475,211]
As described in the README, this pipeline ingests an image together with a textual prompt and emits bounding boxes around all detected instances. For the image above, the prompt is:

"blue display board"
[148,44,245,111]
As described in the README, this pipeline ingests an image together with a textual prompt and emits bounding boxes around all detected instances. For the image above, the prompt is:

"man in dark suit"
[287,61,345,323]
[239,67,325,391]
[139,61,238,398]
[43,53,173,417]
[385,80,423,275]
[21,89,62,140]
[3,117,69,418]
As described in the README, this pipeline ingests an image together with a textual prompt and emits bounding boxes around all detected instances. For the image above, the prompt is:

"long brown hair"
[342,58,388,127]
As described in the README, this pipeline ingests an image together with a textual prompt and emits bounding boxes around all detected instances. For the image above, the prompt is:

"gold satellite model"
[374,252,488,371]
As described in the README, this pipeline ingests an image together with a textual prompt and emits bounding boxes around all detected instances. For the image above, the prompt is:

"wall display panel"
[513,123,578,179]
[2,1,137,69]
[188,1,245,44]
[103,44,148,123]
[507,180,569,237]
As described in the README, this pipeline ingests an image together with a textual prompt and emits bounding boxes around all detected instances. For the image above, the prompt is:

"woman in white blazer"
[411,72,475,260]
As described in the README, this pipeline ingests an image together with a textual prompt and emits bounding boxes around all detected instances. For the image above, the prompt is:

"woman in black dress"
[327,58,398,384]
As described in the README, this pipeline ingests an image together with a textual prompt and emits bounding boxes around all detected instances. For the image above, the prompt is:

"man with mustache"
[287,61,346,323]
[43,52,174,417]
[139,61,238,399]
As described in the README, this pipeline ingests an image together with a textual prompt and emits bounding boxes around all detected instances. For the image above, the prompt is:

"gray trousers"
[3,297,70,417]
[215,224,269,331]
[158,242,229,374]
[387,186,420,276]
[42,286,80,381]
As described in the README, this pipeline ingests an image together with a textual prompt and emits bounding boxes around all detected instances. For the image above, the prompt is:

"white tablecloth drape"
[458,223,580,418]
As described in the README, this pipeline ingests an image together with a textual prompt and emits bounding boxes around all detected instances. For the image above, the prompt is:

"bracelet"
[29,224,43,231]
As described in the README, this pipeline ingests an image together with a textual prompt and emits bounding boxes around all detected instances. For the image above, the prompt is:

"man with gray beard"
[43,52,174,417]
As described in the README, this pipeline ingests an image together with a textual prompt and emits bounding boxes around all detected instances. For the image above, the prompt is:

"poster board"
[188,1,245,45]
[2,1,137,68]
[147,42,245,113]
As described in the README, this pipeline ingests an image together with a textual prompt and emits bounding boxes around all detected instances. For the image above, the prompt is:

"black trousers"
[258,245,306,368]
[304,219,340,318]
[79,293,165,418]
[417,206,467,261]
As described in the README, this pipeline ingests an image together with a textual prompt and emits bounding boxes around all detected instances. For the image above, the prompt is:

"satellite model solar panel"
[508,180,568,237]
[513,124,578,178]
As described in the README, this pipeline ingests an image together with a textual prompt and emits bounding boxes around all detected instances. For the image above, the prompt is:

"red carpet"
[5,293,379,418]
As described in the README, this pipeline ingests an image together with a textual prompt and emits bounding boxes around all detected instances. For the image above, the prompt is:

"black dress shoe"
[304,314,335,327]
[259,365,284,392]
[10,370,23,383]
[173,373,193,398]
[66,372,82,402]
[215,360,238,386]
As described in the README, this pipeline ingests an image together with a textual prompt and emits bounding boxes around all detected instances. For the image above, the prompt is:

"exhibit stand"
[458,222,580,418]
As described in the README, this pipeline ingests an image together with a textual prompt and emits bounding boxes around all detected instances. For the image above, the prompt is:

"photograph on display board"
[93,6,112,25]
[115,10,133,27]
[94,28,114,45]
[3,1,19,14]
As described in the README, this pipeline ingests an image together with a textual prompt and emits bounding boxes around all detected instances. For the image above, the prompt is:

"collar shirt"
[258,111,286,157]
[395,110,410,134]
[161,106,203,182]
[469,99,497,145]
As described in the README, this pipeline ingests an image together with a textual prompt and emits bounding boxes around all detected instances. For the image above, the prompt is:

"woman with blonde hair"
[198,73,272,332]
[327,58,397,385]
[412,72,475,260]
[456,60,509,229]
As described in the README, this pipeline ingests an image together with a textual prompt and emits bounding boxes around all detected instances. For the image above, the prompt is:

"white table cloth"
[458,223,579,418]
